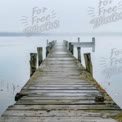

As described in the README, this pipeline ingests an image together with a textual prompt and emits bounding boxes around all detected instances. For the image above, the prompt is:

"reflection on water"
[0,81,19,95]
[0,36,122,116]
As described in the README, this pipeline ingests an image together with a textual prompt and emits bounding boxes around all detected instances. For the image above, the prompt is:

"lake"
[0,35,122,115]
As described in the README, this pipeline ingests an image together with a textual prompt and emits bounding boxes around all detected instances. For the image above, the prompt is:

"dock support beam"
[30,53,37,77]
[37,47,43,66]
[84,53,93,75]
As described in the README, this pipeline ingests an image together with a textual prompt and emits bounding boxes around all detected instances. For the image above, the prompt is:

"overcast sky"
[0,0,122,33]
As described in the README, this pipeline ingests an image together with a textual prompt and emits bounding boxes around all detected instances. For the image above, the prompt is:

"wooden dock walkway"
[0,41,121,122]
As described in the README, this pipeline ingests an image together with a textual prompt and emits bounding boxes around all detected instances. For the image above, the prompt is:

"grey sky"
[0,0,122,33]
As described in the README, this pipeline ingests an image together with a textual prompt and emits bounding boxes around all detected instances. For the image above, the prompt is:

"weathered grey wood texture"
[0,41,121,122]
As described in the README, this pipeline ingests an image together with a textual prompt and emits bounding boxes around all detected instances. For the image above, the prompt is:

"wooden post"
[70,44,74,55]
[49,42,53,49]
[69,42,72,52]
[77,47,81,63]
[52,41,55,47]
[46,46,50,57]
[69,42,74,54]
[77,37,81,62]
[64,40,68,48]
[47,40,49,46]
[30,53,37,77]
[63,40,66,47]
[66,41,68,49]
[84,53,93,75]
[69,42,71,52]
[37,47,43,66]
[92,37,95,52]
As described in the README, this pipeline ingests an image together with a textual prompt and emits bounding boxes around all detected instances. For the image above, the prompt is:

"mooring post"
[37,47,43,66]
[30,53,37,77]
[84,53,93,75]
[77,47,81,63]
[46,46,50,57]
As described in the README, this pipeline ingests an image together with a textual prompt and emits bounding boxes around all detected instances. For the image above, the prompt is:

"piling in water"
[77,47,81,63]
[46,46,50,57]
[69,42,74,55]
[84,53,93,75]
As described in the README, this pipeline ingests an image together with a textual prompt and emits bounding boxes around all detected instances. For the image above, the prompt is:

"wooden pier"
[0,41,122,122]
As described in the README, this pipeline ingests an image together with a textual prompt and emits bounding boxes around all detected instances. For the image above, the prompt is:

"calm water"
[0,35,122,115]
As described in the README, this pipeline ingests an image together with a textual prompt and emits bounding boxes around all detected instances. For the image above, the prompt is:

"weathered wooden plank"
[24,85,94,90]
[47,56,73,58]
[34,78,87,81]
[31,79,89,82]
[15,93,101,97]
[20,91,100,97]
[42,62,77,65]
[28,82,93,85]
[38,74,81,77]
[2,110,119,117]
[31,80,88,83]
[0,117,118,122]
[16,99,98,105]
[21,96,95,100]
[21,89,100,93]
[27,86,97,90]
[8,105,120,110]
[38,68,83,73]
[28,81,92,85]
[26,84,94,87]
[32,78,83,81]
[44,61,77,63]
[45,58,76,60]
